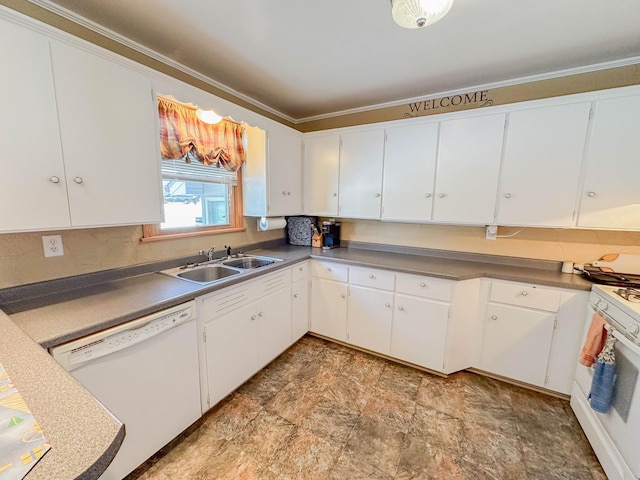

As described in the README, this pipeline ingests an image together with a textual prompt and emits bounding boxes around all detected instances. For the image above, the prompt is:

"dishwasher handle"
[50,301,196,371]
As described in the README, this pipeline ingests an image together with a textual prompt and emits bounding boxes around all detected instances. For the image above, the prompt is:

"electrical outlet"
[42,234,64,257]
[486,225,497,241]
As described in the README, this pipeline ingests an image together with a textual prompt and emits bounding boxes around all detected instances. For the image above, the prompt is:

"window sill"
[140,226,246,243]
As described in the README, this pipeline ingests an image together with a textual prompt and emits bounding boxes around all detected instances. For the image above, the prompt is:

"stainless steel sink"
[161,264,242,284]
[222,256,279,269]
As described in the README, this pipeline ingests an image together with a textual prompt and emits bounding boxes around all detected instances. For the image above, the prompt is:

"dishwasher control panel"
[50,301,196,371]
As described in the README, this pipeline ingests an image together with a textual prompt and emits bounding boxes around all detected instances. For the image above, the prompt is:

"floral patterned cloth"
[0,363,50,480]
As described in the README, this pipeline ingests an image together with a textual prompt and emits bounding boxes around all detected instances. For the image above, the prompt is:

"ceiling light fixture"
[195,108,222,124]
[391,0,454,29]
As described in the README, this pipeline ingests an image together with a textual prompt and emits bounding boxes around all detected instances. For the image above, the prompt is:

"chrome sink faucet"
[198,246,216,261]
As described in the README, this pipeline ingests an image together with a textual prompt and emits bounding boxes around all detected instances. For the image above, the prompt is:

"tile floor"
[132,335,606,480]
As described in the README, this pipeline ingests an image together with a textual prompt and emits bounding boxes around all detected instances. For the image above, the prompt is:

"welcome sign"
[403,89,494,118]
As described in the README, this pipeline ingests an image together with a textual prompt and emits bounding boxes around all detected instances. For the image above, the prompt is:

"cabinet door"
[257,286,292,367]
[390,295,449,372]
[303,135,340,215]
[292,278,310,341]
[0,19,71,231]
[204,303,258,406]
[267,124,302,216]
[347,285,394,354]
[382,123,438,222]
[497,103,590,227]
[480,303,555,387]
[434,114,505,224]
[578,95,640,229]
[309,279,348,341]
[50,41,162,227]
[339,129,385,219]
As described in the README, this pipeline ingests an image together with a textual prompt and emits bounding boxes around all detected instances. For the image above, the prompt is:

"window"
[142,96,246,241]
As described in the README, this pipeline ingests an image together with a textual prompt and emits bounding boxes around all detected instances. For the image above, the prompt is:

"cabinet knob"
[420,282,426,287]
[326,267,331,272]
[293,293,299,298]
[385,303,391,308]
[332,193,337,197]
[73,177,83,184]
[521,291,528,296]
[340,293,345,298]
[491,315,498,320]
[398,306,404,311]
[425,193,432,198]
[438,193,446,198]
[49,176,61,184]
[374,193,381,197]
[258,312,263,317]
[287,192,292,196]
[587,191,596,198]
[282,191,287,195]
[299,267,304,271]
[251,315,257,321]
[504,193,511,199]
[369,274,375,279]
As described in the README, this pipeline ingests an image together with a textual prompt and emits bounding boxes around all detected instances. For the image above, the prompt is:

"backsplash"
[0,220,284,288]
[339,220,640,265]
[2,218,640,289]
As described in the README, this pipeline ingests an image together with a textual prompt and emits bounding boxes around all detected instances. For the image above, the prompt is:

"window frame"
[141,166,245,242]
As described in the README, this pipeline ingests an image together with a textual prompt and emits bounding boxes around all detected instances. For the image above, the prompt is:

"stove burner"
[615,287,640,303]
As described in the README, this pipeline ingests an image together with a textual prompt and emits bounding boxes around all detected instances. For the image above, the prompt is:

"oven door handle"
[605,325,640,356]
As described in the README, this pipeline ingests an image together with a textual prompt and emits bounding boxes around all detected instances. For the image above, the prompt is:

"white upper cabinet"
[434,114,506,224]
[243,123,302,217]
[0,18,71,231]
[382,123,438,222]
[303,134,340,216]
[338,129,385,219]
[496,102,591,227]
[578,94,640,229]
[50,41,163,227]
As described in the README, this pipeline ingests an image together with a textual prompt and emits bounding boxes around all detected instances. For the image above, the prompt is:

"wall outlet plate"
[486,225,498,241]
[42,234,64,257]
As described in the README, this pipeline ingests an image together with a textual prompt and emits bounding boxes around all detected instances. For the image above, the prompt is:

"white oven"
[571,285,640,480]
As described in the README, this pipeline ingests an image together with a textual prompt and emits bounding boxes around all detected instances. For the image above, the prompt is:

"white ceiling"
[35,0,640,121]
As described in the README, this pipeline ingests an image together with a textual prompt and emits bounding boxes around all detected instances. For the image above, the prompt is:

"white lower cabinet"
[199,267,294,411]
[291,262,310,341]
[347,285,394,353]
[476,280,589,394]
[390,294,450,372]
[309,278,348,341]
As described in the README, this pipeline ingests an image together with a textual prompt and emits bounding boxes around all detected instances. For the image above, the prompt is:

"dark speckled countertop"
[0,241,594,479]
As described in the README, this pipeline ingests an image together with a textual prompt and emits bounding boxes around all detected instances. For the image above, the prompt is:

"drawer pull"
[293,293,299,298]
[491,315,498,320]
[251,315,257,321]
[420,282,426,287]
[521,291,528,296]
[369,274,375,279]
[340,293,346,299]
[398,306,404,311]
[326,267,332,272]
[385,303,391,308]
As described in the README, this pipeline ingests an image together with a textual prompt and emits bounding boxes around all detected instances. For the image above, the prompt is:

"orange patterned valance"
[158,96,245,172]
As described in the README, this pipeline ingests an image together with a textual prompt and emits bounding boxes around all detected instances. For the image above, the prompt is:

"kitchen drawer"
[291,261,310,283]
[395,273,452,302]
[311,260,348,283]
[201,280,259,320]
[257,269,291,296]
[349,266,395,291]
[490,281,561,312]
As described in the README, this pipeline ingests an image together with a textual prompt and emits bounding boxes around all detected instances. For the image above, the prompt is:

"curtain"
[158,96,245,172]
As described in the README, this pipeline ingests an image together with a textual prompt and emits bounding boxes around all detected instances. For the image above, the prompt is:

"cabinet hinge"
[589,107,595,120]
[544,375,549,385]
[553,319,558,329]
[572,210,576,221]
[207,393,210,407]
[202,330,207,342]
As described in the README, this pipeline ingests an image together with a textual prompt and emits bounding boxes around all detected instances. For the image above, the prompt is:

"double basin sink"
[161,254,282,285]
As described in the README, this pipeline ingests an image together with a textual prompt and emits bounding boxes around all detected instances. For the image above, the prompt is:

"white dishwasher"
[50,301,202,480]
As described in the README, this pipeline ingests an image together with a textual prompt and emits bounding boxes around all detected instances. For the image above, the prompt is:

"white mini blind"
[161,158,238,185]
